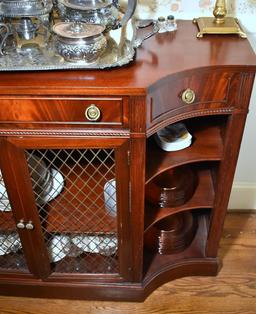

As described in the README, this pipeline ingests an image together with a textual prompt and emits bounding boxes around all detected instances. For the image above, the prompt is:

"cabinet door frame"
[0,136,132,282]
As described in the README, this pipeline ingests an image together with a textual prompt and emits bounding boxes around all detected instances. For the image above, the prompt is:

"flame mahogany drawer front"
[0,97,129,128]
[148,70,241,127]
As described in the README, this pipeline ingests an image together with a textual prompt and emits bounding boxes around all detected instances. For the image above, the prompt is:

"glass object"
[166,15,177,32]
[157,16,166,33]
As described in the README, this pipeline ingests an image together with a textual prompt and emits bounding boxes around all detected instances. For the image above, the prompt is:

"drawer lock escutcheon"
[181,88,196,104]
[85,104,101,122]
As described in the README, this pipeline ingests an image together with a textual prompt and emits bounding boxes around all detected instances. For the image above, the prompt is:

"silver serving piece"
[0,0,161,71]
[55,0,137,30]
[16,18,39,40]
[0,0,53,17]
[53,21,107,62]
[0,23,11,55]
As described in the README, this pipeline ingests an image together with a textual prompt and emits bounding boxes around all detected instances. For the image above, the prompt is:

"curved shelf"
[143,213,214,283]
[144,168,214,232]
[146,124,223,184]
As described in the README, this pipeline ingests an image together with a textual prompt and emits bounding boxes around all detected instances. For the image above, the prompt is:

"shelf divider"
[144,168,214,232]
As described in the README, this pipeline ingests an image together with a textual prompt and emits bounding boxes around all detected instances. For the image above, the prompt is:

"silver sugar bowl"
[53,21,107,63]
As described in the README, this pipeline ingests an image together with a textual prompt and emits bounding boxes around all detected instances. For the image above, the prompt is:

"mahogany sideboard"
[0,21,255,301]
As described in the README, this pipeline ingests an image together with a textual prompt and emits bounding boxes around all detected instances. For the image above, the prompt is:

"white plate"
[104,179,117,217]
[72,234,118,256]
[0,168,65,211]
[37,168,65,205]
[0,233,21,256]
[49,235,71,263]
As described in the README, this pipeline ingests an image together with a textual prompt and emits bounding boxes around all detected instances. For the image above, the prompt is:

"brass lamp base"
[193,17,247,38]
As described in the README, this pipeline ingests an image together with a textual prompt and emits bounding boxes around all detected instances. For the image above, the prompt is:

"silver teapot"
[55,0,137,30]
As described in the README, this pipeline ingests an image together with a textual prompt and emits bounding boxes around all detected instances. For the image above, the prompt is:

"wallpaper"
[120,0,256,31]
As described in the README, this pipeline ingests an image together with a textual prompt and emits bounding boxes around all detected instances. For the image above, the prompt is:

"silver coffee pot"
[55,0,137,30]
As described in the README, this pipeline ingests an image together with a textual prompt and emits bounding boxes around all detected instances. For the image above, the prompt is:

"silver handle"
[0,23,10,56]
[119,0,137,28]
[17,220,25,229]
[133,21,160,48]
[25,221,34,230]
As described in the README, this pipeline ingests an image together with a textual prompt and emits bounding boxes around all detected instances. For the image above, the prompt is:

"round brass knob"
[181,88,196,104]
[16,220,25,229]
[25,221,34,230]
[85,104,101,122]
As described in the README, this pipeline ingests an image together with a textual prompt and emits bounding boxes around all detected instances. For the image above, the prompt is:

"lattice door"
[0,168,27,272]
[26,148,120,274]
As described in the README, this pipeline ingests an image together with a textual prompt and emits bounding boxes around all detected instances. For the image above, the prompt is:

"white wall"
[228,33,256,210]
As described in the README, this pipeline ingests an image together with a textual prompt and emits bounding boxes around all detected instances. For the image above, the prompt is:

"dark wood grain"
[0,22,255,96]
[0,213,255,309]
[0,97,129,129]
[0,20,255,301]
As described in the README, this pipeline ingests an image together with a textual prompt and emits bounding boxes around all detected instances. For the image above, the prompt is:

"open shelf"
[146,123,223,183]
[144,168,214,231]
[143,212,209,279]
[43,161,117,234]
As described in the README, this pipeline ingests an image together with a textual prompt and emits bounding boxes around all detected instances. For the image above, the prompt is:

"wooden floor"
[0,212,255,314]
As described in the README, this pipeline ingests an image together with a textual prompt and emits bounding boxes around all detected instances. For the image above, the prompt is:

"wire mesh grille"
[26,149,119,274]
[0,170,27,271]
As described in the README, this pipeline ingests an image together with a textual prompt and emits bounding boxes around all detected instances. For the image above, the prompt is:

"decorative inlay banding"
[0,129,130,138]
[147,108,233,137]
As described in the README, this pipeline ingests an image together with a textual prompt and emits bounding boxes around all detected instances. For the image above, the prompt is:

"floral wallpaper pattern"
[120,0,256,32]
[127,0,256,16]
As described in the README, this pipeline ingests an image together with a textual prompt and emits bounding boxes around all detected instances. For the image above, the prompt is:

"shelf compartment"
[143,212,209,279]
[144,168,214,231]
[146,124,223,183]
[144,211,198,255]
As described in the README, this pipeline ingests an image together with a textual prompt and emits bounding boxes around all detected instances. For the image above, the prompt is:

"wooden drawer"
[147,69,241,128]
[0,97,129,128]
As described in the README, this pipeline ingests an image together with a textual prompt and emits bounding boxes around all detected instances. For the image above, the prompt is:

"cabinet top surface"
[1,20,256,96]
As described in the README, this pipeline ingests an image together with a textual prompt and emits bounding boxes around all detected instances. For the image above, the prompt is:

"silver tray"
[0,32,136,71]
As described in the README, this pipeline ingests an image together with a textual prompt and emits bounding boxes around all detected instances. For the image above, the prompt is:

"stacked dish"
[154,122,192,152]
[144,212,198,255]
[0,155,64,212]
[0,232,21,256]
[145,165,198,208]
[104,179,117,217]
[48,233,118,263]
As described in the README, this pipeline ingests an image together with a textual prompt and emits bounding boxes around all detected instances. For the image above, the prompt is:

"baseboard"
[228,183,256,211]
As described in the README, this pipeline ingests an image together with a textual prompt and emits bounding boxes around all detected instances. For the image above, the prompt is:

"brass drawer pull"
[16,219,25,229]
[25,221,34,230]
[181,88,196,104]
[85,104,101,122]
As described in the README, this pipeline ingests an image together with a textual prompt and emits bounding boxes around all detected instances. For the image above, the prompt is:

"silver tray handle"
[0,23,11,56]
[119,0,137,28]
[133,21,159,48]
